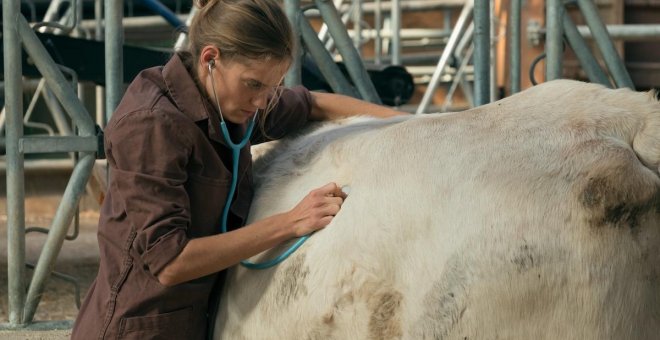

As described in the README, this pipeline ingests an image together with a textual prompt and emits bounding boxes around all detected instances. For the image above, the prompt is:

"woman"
[72,0,403,338]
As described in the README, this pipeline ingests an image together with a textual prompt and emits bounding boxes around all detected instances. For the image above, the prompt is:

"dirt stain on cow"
[368,290,403,340]
[512,243,538,273]
[580,175,660,230]
[276,254,309,306]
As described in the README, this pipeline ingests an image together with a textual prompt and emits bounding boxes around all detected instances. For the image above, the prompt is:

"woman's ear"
[200,46,220,69]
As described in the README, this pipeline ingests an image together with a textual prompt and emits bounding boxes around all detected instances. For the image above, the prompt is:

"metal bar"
[42,87,74,136]
[140,0,185,29]
[317,0,344,45]
[38,0,67,33]
[416,1,472,114]
[577,24,660,41]
[23,153,95,323]
[455,22,474,59]
[351,28,452,40]
[576,0,634,89]
[175,6,197,51]
[0,107,6,137]
[353,0,363,53]
[105,0,124,121]
[324,4,354,57]
[33,0,78,36]
[546,0,563,81]
[314,0,381,103]
[489,0,496,101]
[391,0,401,65]
[473,0,489,105]
[95,0,105,128]
[4,0,27,326]
[300,17,360,97]
[374,0,382,65]
[563,14,612,87]
[23,80,55,136]
[20,137,98,154]
[17,16,95,136]
[285,0,303,87]
[309,0,467,15]
[442,45,474,112]
[459,71,474,107]
[510,0,521,93]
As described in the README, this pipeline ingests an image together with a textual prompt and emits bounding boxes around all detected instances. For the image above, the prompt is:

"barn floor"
[0,195,100,339]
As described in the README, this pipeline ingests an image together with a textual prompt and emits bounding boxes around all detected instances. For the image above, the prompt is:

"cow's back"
[215,80,660,340]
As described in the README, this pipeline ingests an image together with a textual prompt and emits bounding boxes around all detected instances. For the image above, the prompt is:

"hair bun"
[195,0,217,9]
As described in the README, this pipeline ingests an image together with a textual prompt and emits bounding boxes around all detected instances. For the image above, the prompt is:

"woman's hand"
[285,182,347,237]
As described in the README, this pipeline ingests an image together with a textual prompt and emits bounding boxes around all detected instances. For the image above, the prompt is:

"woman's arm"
[309,91,408,120]
[157,182,346,286]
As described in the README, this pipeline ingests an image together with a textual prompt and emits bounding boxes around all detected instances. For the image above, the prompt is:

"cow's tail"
[632,90,660,174]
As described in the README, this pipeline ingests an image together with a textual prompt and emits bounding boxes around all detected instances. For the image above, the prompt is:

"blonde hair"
[188,0,294,133]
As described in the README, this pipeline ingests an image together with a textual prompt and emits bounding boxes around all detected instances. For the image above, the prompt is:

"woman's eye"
[247,81,262,90]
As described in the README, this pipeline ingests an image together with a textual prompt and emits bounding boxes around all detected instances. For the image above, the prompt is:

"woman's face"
[205,57,289,125]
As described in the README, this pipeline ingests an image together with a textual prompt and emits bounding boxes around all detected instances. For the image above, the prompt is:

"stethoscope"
[208,59,309,270]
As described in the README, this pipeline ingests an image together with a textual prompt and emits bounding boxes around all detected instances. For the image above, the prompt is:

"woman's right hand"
[285,182,347,237]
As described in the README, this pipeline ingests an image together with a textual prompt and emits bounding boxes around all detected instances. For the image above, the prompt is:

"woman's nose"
[251,91,269,109]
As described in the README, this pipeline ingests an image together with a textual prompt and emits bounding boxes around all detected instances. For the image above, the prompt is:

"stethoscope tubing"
[209,61,308,269]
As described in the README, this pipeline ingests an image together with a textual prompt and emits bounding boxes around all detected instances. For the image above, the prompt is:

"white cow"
[214,80,660,340]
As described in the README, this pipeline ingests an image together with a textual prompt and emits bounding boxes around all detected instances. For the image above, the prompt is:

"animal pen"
[1,0,659,334]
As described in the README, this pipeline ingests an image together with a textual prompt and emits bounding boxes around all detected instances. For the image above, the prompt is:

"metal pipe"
[374,0,382,65]
[38,0,67,33]
[353,0,363,53]
[175,6,198,51]
[0,107,6,137]
[391,0,402,65]
[510,0,521,94]
[95,0,105,128]
[489,0,497,101]
[105,0,124,121]
[317,0,344,45]
[576,0,634,89]
[20,137,98,154]
[473,0,490,105]
[23,80,56,136]
[350,28,452,40]
[442,45,474,112]
[563,14,612,87]
[308,0,466,15]
[140,0,185,29]
[577,24,660,41]
[17,16,95,136]
[4,0,27,326]
[545,0,563,81]
[23,153,95,323]
[416,1,473,114]
[314,0,381,103]
[285,0,303,87]
[455,22,474,59]
[459,71,474,107]
[300,17,360,98]
[80,14,188,32]
[33,0,79,36]
[43,87,75,136]
[324,4,354,56]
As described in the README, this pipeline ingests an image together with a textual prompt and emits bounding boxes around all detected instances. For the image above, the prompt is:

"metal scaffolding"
[2,0,100,328]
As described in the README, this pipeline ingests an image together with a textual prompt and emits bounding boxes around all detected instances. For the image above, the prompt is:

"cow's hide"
[214,80,660,340]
